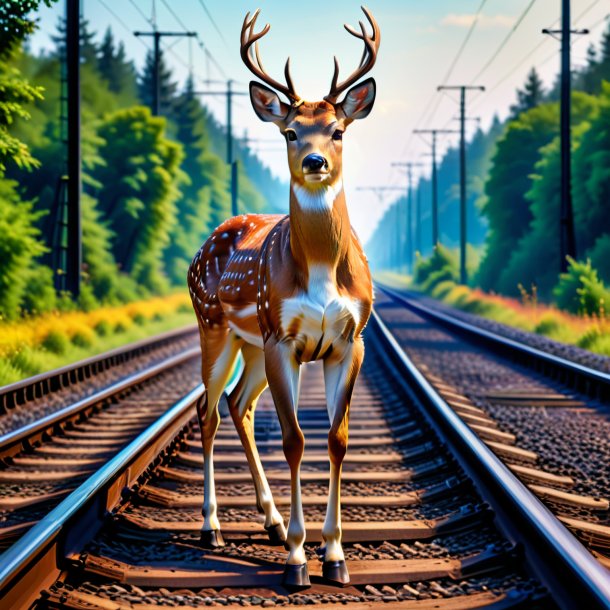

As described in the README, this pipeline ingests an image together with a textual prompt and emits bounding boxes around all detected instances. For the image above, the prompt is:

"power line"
[440,0,489,85]
[127,0,154,28]
[98,0,150,48]
[471,38,548,105]
[574,0,603,23]
[469,0,539,84]
[402,0,488,161]
[159,0,190,32]
[197,0,229,49]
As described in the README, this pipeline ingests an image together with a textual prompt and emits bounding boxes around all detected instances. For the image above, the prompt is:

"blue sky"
[29,1,609,241]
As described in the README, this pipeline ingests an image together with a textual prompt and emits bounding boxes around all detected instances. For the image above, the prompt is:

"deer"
[187,6,379,589]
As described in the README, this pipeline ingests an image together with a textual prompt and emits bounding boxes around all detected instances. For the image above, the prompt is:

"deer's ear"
[338,77,376,121]
[249,81,290,123]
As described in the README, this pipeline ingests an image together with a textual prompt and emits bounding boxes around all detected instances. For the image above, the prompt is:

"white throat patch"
[292,182,343,213]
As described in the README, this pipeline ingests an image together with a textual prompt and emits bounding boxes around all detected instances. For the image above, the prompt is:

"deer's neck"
[289,180,351,283]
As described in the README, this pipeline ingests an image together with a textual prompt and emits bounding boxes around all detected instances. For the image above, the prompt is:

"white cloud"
[442,13,516,29]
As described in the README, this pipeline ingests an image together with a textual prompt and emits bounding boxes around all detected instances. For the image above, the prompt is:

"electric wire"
[401,0,489,163]
[197,0,229,49]
[469,0,539,84]
[98,0,150,49]
[127,0,155,28]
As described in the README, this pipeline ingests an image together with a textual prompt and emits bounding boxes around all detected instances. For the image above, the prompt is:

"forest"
[0,0,286,321]
[367,23,610,304]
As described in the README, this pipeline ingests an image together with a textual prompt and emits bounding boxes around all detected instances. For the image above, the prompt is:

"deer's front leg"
[321,337,364,585]
[264,337,308,589]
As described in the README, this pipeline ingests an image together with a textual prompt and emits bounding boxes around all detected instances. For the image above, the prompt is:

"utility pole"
[357,187,404,270]
[543,3,588,272]
[438,85,484,284]
[134,30,196,115]
[194,81,248,216]
[65,0,81,297]
[413,129,458,247]
[391,162,424,272]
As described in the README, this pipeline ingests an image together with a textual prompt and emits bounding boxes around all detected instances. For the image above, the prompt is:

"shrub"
[71,327,95,348]
[177,302,192,314]
[444,285,472,308]
[20,266,57,315]
[42,329,69,354]
[131,312,147,326]
[0,359,23,387]
[77,284,99,313]
[420,267,456,294]
[431,280,457,300]
[581,333,610,356]
[553,257,610,316]
[534,315,562,336]
[56,291,78,312]
[413,245,459,291]
[577,326,604,350]
[10,347,46,376]
[94,320,112,336]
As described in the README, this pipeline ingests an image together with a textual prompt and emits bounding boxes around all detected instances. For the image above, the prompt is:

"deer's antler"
[240,9,300,104]
[324,6,380,104]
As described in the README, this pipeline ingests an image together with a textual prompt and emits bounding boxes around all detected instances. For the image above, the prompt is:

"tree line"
[368,24,610,303]
[0,2,286,319]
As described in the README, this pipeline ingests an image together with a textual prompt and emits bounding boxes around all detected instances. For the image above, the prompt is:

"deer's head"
[241,7,380,190]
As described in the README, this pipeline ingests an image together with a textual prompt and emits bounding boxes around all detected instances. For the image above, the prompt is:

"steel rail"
[0,359,242,609]
[369,309,610,610]
[378,284,610,398]
[0,346,201,459]
[0,323,198,412]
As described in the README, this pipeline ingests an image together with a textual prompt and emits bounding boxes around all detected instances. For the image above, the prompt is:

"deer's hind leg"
[228,343,286,544]
[197,324,242,548]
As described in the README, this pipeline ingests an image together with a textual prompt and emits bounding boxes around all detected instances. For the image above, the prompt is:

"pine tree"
[98,28,137,101]
[509,67,545,119]
[138,49,178,115]
[579,44,598,94]
[51,16,98,69]
[164,76,221,283]
[595,21,610,86]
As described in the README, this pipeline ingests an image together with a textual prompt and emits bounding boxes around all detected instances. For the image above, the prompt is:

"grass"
[375,272,610,358]
[0,293,197,387]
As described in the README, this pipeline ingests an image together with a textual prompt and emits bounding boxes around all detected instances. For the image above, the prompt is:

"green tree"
[93,106,185,292]
[573,82,610,281]
[476,103,559,292]
[492,93,598,298]
[51,16,99,69]
[510,67,545,119]
[138,49,178,115]
[0,179,47,318]
[0,0,55,171]
[98,27,138,103]
[165,77,215,282]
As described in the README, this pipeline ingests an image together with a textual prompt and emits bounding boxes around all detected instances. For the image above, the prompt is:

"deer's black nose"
[302,153,328,173]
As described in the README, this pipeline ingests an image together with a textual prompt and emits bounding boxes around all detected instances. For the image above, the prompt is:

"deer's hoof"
[282,563,310,590]
[200,529,225,548]
[265,523,287,547]
[322,560,350,586]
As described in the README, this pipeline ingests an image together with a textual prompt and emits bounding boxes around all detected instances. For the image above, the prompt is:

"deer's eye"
[332,130,343,141]
[285,130,297,142]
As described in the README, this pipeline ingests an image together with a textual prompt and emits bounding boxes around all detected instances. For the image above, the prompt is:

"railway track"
[0,326,201,552]
[0,325,199,435]
[377,285,610,567]
[1,311,609,609]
